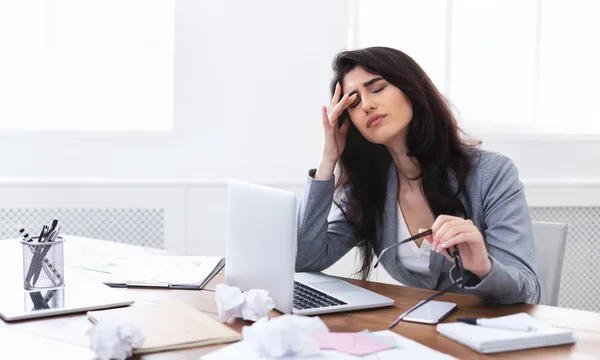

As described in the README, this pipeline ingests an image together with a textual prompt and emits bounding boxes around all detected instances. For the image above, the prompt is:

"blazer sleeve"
[295,170,357,272]
[463,153,542,304]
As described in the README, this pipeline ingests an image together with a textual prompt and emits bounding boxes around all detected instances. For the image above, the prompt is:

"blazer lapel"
[380,163,436,289]
[429,248,446,289]
[378,164,464,290]
[430,168,462,288]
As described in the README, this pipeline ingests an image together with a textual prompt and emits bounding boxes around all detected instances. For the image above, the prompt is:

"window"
[0,0,174,131]
[357,0,600,134]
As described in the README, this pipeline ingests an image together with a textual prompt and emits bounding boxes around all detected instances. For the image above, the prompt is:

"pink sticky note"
[311,332,395,356]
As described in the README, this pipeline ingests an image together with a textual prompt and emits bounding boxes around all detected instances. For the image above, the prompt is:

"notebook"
[87,301,241,354]
[103,255,224,290]
[436,313,575,354]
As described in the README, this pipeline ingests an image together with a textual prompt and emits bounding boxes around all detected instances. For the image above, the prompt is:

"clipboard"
[103,255,225,290]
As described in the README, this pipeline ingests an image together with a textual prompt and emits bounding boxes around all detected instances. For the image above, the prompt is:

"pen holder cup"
[24,287,65,312]
[21,237,65,290]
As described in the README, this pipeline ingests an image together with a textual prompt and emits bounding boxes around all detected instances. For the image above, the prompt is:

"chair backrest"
[531,221,568,306]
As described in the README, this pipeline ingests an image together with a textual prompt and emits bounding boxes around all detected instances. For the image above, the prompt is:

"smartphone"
[401,300,457,324]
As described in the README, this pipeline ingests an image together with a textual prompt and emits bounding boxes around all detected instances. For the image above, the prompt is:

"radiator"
[0,207,165,248]
[530,207,600,312]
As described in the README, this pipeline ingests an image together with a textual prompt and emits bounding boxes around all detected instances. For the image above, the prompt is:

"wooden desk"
[1,237,599,359]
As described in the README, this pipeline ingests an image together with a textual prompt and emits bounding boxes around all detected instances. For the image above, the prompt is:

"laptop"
[225,179,394,316]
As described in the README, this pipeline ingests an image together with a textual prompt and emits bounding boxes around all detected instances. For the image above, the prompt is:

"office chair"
[532,221,568,306]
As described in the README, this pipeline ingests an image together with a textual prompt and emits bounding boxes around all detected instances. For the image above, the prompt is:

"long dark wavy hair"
[331,47,479,280]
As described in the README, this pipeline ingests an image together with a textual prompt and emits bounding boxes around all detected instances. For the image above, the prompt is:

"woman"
[296,47,540,304]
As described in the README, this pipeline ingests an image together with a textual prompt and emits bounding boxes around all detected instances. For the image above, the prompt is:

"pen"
[48,219,58,235]
[42,289,56,307]
[30,291,50,310]
[19,230,54,284]
[29,226,48,284]
[19,228,52,282]
[38,225,48,243]
[46,225,62,243]
[457,317,536,332]
[32,224,63,285]
[19,228,33,242]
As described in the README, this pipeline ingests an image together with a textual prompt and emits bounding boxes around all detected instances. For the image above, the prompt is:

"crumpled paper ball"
[242,315,329,357]
[215,283,275,323]
[87,320,145,360]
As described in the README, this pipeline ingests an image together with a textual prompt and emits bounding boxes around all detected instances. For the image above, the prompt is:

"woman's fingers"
[328,82,357,128]
[432,219,464,250]
[439,248,454,262]
[440,230,480,249]
[417,228,434,244]
[424,225,453,261]
[434,224,475,251]
[339,117,351,135]
[329,93,356,127]
[321,105,330,131]
[328,92,347,127]
[431,214,458,232]
[330,82,342,110]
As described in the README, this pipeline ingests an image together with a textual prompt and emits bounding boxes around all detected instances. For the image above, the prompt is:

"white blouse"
[396,204,432,277]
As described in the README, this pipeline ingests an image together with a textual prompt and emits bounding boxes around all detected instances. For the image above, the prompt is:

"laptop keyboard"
[293,281,347,310]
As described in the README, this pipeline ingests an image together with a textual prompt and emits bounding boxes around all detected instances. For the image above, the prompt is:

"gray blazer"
[296,149,541,304]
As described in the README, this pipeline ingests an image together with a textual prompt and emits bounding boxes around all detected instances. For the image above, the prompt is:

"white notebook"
[436,313,575,354]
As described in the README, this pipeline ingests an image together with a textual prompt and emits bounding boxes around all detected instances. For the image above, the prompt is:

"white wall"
[1,0,600,291]
[356,0,600,182]
[1,0,599,184]
[480,136,600,182]
[0,0,349,182]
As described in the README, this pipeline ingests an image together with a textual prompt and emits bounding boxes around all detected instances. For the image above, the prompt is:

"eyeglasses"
[373,229,432,269]
[373,229,469,329]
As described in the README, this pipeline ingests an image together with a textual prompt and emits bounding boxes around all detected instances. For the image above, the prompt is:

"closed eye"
[349,86,385,108]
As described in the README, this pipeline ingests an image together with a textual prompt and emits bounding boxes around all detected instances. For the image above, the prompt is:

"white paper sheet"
[107,256,223,285]
[242,315,329,357]
[87,320,145,360]
[201,330,456,360]
[215,284,275,323]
